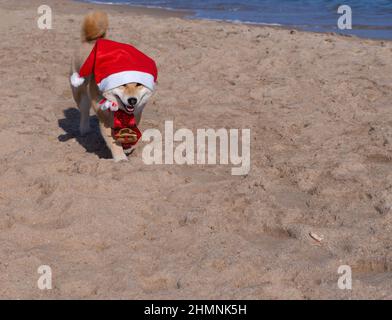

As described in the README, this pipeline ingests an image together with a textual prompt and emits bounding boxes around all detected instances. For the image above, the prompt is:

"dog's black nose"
[128,97,138,106]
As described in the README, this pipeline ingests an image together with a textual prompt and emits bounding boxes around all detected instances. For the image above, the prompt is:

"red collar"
[111,110,142,150]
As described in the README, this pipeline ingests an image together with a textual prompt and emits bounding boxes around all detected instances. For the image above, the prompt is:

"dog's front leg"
[79,94,92,136]
[99,122,128,162]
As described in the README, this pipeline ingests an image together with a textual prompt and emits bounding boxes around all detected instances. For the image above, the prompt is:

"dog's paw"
[113,153,128,162]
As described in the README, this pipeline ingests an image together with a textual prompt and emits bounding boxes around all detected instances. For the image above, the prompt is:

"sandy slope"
[0,0,391,299]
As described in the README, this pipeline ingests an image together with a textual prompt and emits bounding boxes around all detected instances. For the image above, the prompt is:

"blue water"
[83,0,392,40]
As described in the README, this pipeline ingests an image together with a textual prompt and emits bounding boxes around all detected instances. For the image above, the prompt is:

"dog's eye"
[136,83,142,87]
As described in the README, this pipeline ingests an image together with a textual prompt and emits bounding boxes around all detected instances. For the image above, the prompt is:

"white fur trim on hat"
[70,72,85,87]
[98,71,155,92]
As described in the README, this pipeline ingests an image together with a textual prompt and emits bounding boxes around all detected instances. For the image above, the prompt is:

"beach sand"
[0,0,392,299]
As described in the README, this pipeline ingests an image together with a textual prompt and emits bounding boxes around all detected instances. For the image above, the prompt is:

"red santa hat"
[70,39,158,91]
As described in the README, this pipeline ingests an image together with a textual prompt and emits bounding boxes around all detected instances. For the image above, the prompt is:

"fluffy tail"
[81,11,109,42]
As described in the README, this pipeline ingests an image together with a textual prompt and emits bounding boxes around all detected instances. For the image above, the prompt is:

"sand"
[0,0,392,299]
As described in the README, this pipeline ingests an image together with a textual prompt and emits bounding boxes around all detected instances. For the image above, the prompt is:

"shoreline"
[74,0,193,19]
[74,0,392,42]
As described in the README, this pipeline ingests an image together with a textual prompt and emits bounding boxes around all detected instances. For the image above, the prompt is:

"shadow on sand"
[58,108,112,159]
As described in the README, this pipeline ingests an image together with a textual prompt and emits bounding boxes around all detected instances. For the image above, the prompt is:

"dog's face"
[104,83,153,114]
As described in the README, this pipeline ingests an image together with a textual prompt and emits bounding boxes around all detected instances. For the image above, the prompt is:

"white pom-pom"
[70,72,85,87]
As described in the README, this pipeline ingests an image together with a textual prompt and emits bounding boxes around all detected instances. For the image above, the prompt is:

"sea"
[82,0,392,40]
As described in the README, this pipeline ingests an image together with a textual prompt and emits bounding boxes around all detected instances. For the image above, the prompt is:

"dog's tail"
[81,11,109,42]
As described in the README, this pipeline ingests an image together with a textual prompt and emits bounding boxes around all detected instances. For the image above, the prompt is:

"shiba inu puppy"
[70,11,157,161]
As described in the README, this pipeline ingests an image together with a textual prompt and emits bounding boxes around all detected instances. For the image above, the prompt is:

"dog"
[70,11,155,162]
